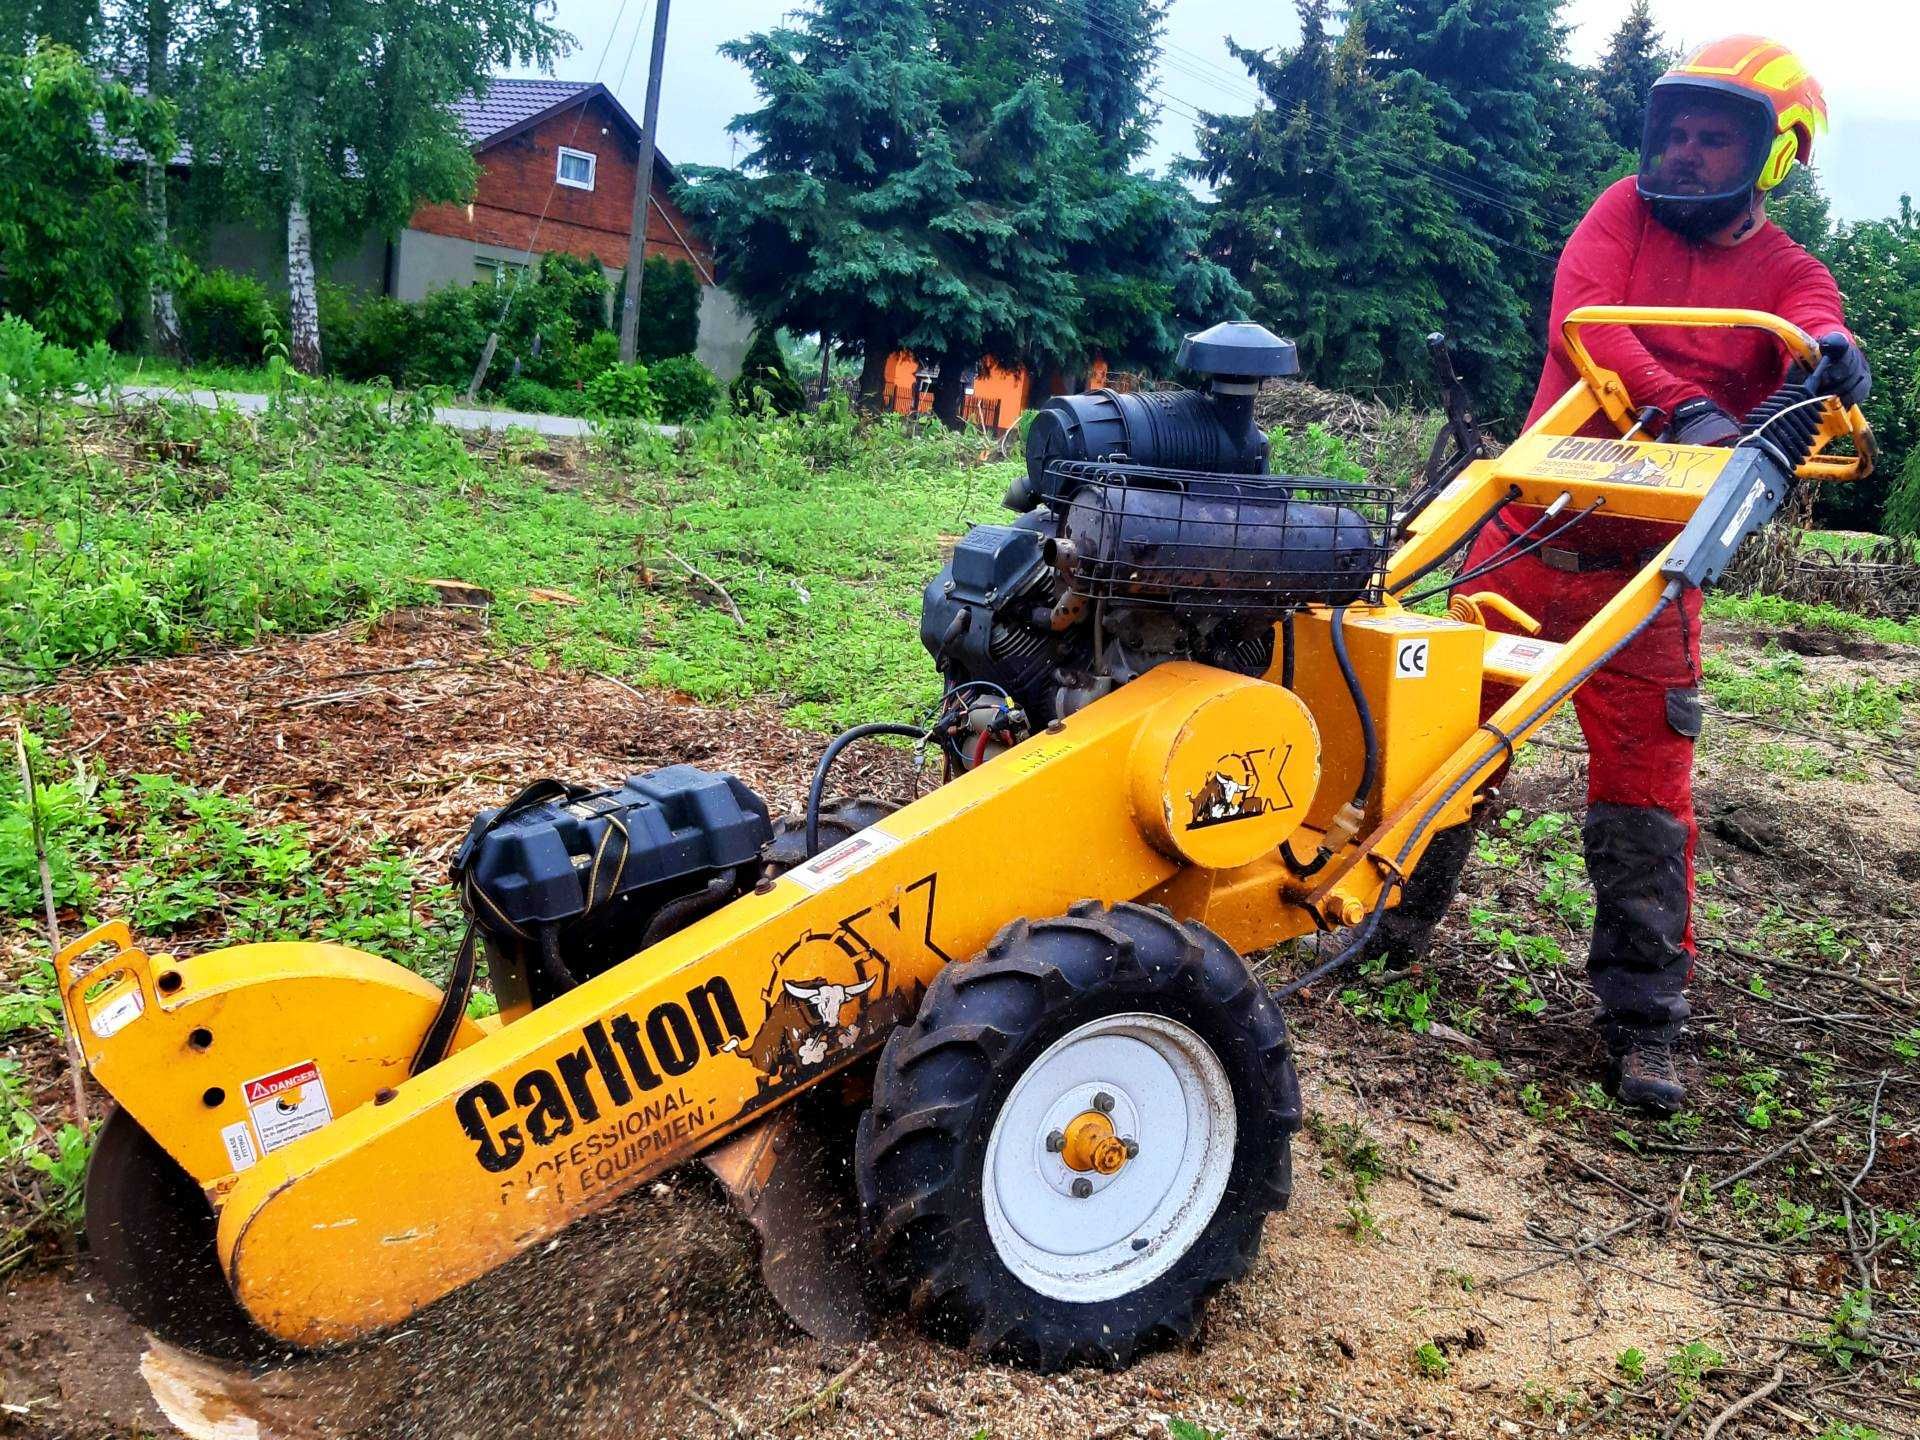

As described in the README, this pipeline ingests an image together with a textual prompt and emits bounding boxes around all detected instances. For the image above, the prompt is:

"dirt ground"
[2,609,1917,1439]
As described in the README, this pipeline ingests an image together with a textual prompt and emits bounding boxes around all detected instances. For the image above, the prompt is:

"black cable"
[1399,498,1605,606]
[1279,611,1295,689]
[1283,606,1376,878]
[1387,485,1521,596]
[806,723,928,857]
[1336,608,1378,804]
[1399,499,1567,603]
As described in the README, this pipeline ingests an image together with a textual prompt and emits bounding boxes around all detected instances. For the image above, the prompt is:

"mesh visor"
[1638,84,1774,202]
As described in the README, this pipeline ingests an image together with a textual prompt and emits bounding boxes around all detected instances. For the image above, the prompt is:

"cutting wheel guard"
[1042,460,1394,614]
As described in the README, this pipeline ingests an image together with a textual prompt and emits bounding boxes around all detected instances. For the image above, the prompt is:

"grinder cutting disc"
[85,1107,274,1360]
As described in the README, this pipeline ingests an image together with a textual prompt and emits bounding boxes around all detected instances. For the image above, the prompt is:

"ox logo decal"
[1186,746,1293,830]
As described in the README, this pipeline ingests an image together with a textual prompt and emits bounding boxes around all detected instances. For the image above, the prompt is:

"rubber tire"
[1358,821,1476,967]
[84,1108,277,1360]
[855,900,1301,1371]
[762,796,899,878]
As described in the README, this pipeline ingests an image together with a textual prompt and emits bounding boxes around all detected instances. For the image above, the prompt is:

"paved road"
[119,384,676,439]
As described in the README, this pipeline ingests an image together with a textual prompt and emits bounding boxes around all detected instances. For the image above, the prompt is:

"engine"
[921,322,1390,761]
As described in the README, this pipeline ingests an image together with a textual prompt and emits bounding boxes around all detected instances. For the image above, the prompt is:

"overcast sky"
[521,0,1920,222]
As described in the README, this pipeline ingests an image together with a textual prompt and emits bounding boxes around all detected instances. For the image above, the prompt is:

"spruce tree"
[1189,3,1515,406]
[1590,0,1673,157]
[678,0,964,407]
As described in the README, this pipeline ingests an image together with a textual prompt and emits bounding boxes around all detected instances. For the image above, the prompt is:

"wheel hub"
[1059,1109,1132,1177]
[983,1012,1237,1303]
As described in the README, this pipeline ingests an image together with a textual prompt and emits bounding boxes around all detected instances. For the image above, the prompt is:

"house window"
[475,257,528,286]
[556,147,596,191]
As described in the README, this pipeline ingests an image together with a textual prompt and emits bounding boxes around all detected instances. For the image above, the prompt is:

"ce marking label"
[1394,638,1430,679]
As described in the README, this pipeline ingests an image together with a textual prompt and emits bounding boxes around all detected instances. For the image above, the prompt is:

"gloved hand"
[1814,331,1872,408]
[1667,395,1741,446]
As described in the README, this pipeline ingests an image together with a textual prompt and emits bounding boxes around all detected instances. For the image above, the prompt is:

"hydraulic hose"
[805,723,928,857]
[1283,606,1375,878]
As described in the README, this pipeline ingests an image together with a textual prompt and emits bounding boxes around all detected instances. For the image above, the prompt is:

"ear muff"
[1757,129,1799,192]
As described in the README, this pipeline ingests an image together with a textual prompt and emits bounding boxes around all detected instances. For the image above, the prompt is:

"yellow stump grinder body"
[60,308,1872,1370]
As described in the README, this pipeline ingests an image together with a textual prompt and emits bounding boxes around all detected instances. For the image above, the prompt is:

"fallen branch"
[664,547,745,629]
[1701,1355,1787,1440]
[12,719,87,1134]
[779,1351,868,1427]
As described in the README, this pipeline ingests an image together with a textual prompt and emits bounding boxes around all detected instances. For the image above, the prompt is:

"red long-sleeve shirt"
[1526,176,1850,430]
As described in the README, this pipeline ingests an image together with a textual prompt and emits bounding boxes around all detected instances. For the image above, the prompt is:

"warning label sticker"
[243,1060,333,1154]
[785,827,902,893]
[89,985,144,1039]
[1487,633,1560,677]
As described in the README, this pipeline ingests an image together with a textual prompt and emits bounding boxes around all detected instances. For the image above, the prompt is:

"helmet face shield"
[1638,83,1775,204]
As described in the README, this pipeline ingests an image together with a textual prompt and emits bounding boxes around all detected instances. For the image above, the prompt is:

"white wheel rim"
[982,1011,1237,1303]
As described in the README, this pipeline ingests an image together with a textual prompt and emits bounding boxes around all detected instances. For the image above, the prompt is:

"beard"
[1648,189,1754,241]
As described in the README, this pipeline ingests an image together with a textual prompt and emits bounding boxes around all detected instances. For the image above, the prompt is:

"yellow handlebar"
[1559,305,1873,481]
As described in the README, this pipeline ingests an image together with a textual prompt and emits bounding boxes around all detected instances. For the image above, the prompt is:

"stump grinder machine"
[60,307,1872,1370]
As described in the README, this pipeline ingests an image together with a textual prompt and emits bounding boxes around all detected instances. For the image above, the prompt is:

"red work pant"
[1461,523,1702,1041]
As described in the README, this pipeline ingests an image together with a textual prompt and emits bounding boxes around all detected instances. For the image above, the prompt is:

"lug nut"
[1070,1177,1094,1199]
[1093,1091,1115,1114]
[1045,1130,1066,1153]
[1123,1138,1139,1159]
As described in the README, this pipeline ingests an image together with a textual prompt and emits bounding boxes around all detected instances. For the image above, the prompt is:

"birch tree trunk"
[145,0,181,357]
[286,164,322,374]
[146,159,183,358]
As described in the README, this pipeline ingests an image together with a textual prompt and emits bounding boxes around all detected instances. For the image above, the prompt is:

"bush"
[539,252,613,338]
[497,377,584,416]
[649,355,719,423]
[731,328,806,416]
[584,362,656,419]
[326,292,417,385]
[611,255,702,362]
[577,329,620,381]
[405,284,491,390]
[178,268,274,367]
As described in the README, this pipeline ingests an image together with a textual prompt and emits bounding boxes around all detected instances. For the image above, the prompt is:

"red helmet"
[1638,36,1828,236]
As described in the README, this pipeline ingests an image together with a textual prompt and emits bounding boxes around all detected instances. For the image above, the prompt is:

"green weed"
[1664,1340,1724,1405]
[1451,1054,1507,1085]
[1411,1342,1450,1378]
[1613,1346,1645,1382]
[1703,592,1920,648]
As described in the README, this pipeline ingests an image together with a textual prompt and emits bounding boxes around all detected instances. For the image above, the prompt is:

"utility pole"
[618,0,672,364]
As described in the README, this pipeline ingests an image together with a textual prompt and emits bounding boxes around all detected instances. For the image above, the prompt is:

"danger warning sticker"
[243,1060,334,1154]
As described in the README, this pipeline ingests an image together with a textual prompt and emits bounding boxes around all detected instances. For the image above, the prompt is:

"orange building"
[883,353,1110,431]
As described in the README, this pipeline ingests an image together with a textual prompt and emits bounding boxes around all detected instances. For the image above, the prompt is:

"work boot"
[1607,1035,1686,1116]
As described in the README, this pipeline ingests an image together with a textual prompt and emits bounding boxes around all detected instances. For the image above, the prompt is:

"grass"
[1700,651,1910,736]
[1703,591,1920,648]
[3,390,1005,729]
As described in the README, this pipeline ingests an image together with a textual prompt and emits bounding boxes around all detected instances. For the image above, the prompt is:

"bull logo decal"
[1602,457,1670,488]
[1187,747,1292,830]
[742,874,949,1093]
[782,976,877,1061]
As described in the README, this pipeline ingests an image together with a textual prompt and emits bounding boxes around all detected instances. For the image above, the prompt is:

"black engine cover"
[454,766,773,996]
